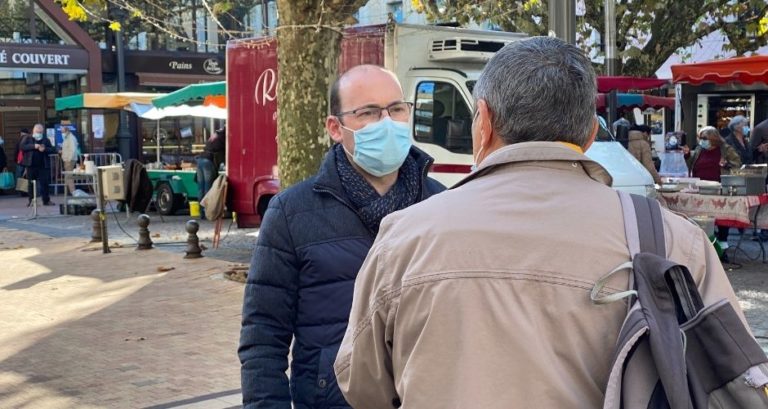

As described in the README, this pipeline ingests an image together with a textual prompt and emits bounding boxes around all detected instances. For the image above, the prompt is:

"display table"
[657,192,767,263]
[657,192,768,229]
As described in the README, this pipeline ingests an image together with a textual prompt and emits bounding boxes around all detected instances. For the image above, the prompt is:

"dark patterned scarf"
[334,144,420,234]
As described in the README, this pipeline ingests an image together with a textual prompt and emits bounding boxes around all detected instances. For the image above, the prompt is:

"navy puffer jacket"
[239,146,445,409]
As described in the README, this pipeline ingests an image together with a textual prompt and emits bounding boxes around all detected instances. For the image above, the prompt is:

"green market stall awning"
[55,92,166,111]
[152,81,226,108]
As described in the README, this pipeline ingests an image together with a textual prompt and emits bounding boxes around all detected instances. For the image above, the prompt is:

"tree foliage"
[414,0,768,77]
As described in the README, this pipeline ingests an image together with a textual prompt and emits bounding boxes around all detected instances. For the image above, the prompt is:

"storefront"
[0,0,101,172]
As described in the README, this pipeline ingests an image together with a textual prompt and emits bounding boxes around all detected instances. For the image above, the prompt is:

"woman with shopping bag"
[0,136,14,191]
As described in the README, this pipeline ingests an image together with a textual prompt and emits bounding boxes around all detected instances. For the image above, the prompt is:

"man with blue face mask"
[238,65,444,409]
[21,123,55,206]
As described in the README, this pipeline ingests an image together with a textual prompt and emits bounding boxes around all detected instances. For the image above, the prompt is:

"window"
[414,81,473,154]
[387,1,404,23]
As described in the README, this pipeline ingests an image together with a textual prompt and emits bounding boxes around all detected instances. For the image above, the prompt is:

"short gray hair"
[728,115,748,131]
[473,36,597,146]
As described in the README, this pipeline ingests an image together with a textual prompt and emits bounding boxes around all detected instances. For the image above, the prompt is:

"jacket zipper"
[312,186,376,237]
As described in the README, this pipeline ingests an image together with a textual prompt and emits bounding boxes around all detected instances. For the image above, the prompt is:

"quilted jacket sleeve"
[239,195,299,409]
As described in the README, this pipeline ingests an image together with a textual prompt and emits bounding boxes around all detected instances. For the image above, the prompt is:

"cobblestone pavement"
[1,193,766,408]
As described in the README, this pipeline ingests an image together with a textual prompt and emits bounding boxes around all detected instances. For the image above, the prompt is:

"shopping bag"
[0,171,14,190]
[15,176,29,192]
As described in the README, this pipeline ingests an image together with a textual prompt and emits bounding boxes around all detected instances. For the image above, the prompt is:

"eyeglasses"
[335,101,413,124]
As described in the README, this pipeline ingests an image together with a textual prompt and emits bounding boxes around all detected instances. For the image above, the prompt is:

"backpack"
[591,191,768,409]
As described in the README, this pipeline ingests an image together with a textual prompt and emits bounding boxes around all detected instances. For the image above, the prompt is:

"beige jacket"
[627,130,661,184]
[335,142,743,409]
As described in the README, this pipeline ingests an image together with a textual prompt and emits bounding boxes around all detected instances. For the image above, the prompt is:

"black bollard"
[184,220,203,259]
[91,209,103,243]
[137,214,153,250]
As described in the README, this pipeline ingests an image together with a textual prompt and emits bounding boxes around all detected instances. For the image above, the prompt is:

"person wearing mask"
[627,124,662,184]
[21,124,56,206]
[725,115,753,165]
[59,125,80,194]
[683,126,742,255]
[238,65,445,409]
[334,37,744,409]
[683,126,741,182]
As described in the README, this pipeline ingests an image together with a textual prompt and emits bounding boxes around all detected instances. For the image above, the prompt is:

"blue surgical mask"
[33,133,43,141]
[342,117,412,177]
[699,139,711,150]
[743,126,750,136]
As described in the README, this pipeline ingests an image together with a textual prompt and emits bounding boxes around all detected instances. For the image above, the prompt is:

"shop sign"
[125,53,225,76]
[0,43,89,71]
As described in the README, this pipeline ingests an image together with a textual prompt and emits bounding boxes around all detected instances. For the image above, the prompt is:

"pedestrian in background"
[725,115,752,165]
[238,64,444,409]
[59,124,80,194]
[0,135,7,172]
[15,128,30,196]
[334,37,744,409]
[685,126,742,256]
[22,124,55,206]
[627,124,661,184]
[683,126,741,182]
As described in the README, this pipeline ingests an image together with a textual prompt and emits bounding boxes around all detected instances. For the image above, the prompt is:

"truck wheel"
[156,183,179,215]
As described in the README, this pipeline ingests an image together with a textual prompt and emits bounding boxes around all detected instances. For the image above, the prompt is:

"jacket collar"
[313,144,435,201]
[628,130,647,141]
[453,141,613,189]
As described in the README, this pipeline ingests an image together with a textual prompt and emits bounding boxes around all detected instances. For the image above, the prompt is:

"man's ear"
[583,117,599,152]
[475,99,493,150]
[326,116,344,144]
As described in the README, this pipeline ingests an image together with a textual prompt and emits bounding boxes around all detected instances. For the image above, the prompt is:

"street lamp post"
[113,7,133,160]
[604,0,619,128]
[548,0,576,45]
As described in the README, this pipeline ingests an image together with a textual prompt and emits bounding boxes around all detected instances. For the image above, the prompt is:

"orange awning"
[671,55,768,85]
[204,95,226,108]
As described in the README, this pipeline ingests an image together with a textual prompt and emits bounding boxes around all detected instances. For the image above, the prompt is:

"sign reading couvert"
[0,44,89,72]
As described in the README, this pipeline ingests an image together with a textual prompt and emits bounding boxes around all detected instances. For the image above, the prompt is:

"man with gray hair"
[725,115,752,164]
[335,37,743,408]
[21,123,56,206]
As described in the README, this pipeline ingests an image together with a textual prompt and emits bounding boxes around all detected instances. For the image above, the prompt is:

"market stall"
[671,55,768,139]
[596,93,675,111]
[131,82,227,215]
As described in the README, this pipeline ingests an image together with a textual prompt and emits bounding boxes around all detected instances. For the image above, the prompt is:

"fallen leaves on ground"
[157,266,175,272]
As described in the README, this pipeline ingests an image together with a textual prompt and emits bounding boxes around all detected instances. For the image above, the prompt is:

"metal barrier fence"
[49,153,123,195]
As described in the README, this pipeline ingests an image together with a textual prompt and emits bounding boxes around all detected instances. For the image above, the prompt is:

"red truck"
[227,24,524,227]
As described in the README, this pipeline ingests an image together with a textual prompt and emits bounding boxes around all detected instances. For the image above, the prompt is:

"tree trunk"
[275,1,342,188]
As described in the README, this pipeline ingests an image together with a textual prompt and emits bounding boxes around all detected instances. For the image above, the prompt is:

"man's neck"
[363,171,398,196]
[345,152,399,196]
